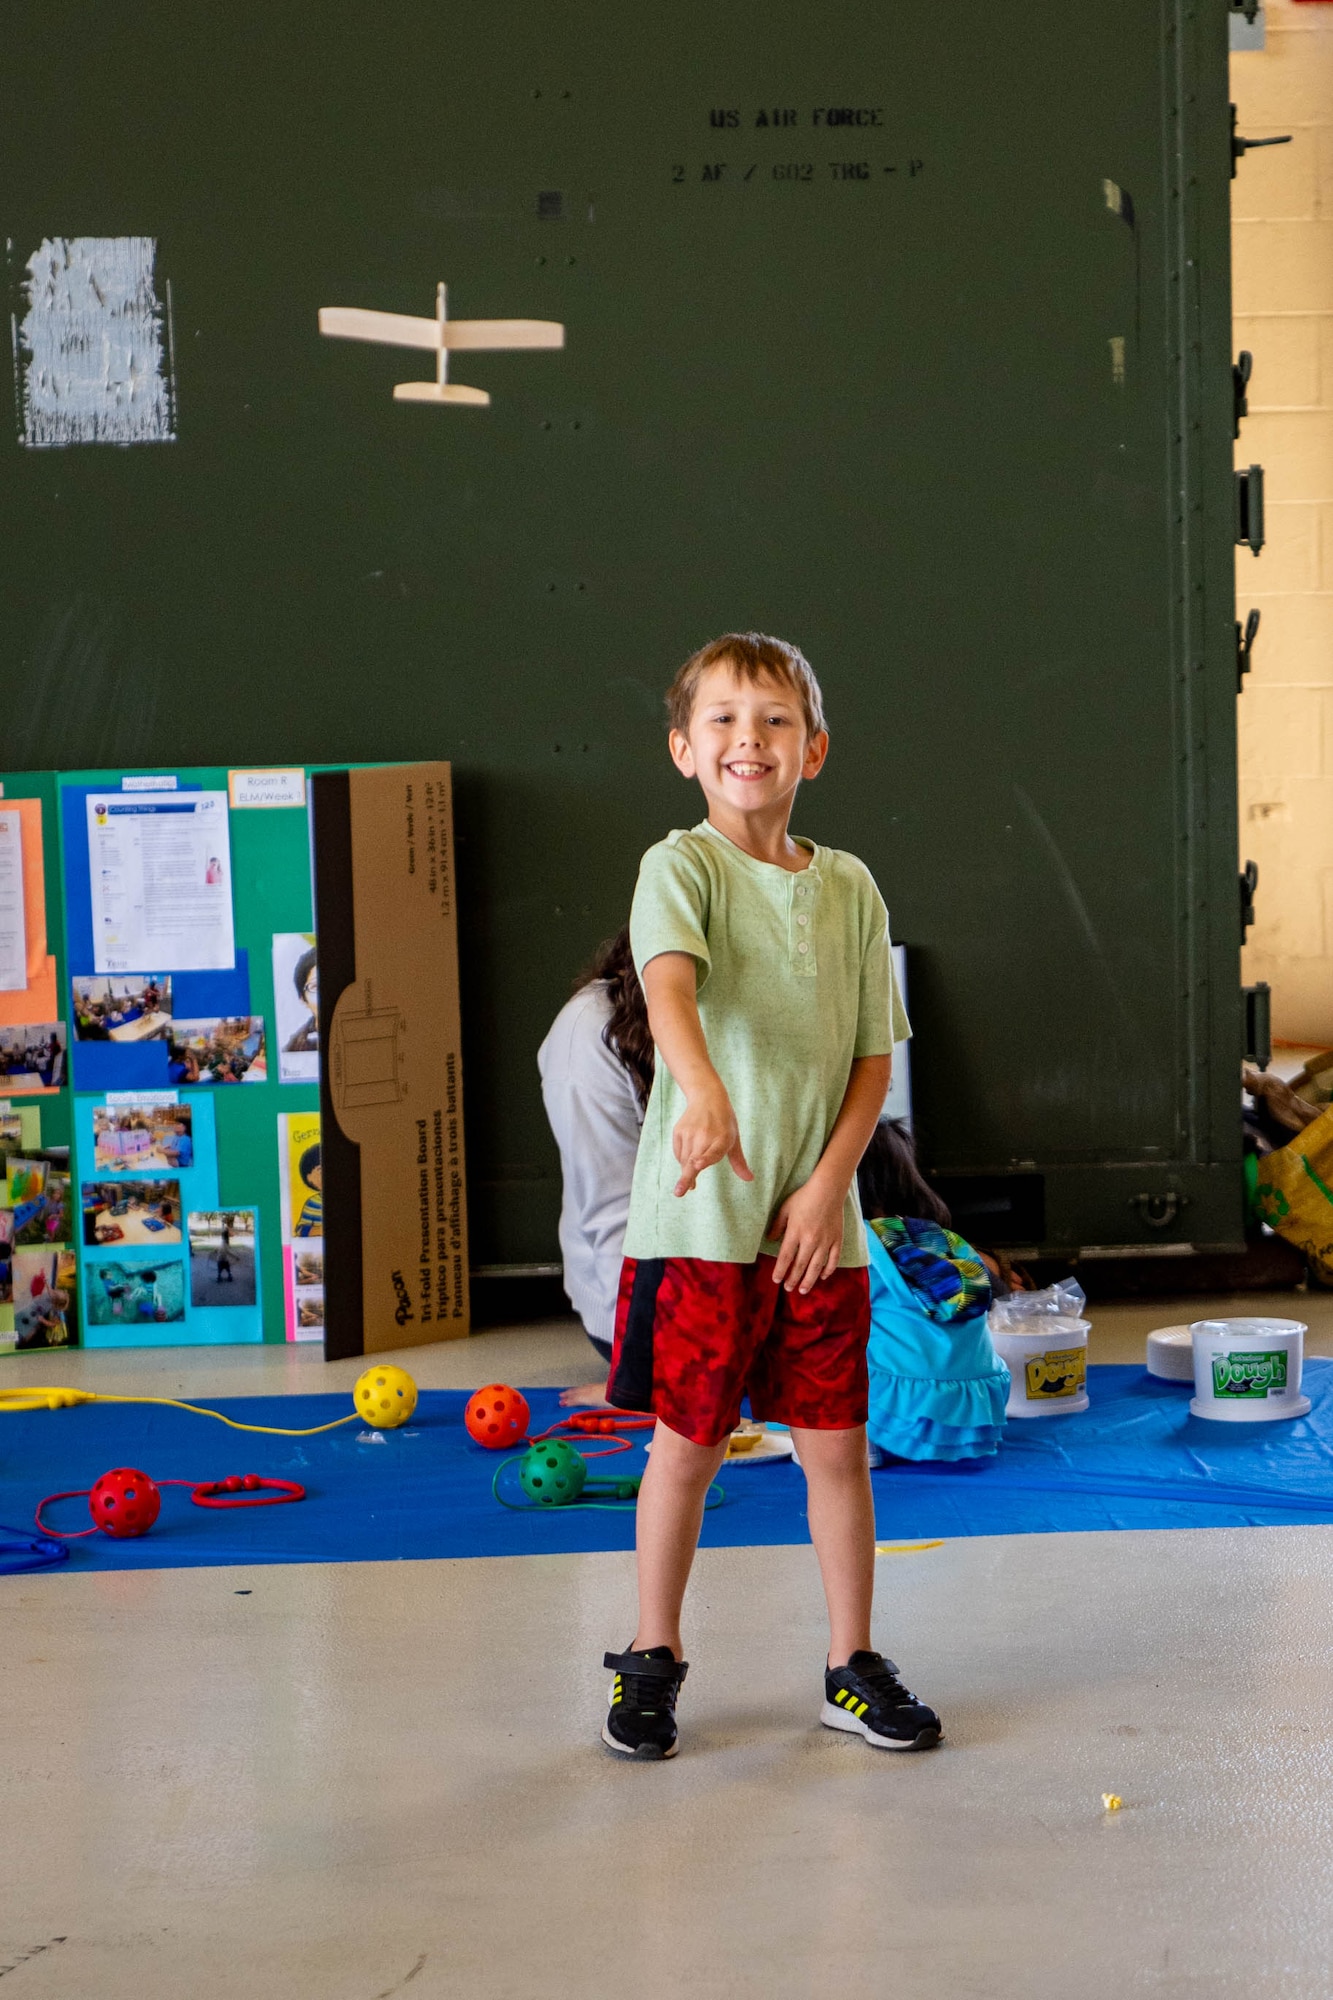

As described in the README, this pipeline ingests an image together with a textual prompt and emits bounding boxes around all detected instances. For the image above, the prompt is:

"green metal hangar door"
[0,3,1240,1267]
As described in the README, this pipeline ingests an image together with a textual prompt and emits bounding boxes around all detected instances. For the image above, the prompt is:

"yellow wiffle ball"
[354,1364,419,1429]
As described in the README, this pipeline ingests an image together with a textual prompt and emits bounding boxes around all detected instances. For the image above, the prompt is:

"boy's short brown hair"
[666,631,826,738]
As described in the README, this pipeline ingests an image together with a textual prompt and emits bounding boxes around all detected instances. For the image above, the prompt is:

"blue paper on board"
[6,1366,1333,1574]
[173,963,252,1017]
[63,778,253,1090]
[72,1093,262,1349]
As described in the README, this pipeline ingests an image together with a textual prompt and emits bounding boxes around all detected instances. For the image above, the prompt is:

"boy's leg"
[788,1424,875,1667]
[632,1420,730,1656]
[601,1256,765,1757]
[607,1256,762,1656]
[758,1268,941,1748]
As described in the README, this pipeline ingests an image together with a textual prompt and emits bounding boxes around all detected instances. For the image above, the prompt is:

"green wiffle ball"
[517,1438,588,1505]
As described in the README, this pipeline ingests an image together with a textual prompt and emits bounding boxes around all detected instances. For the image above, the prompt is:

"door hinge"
[1243,982,1272,1070]
[1240,859,1259,943]
[1231,104,1293,176]
[1236,607,1260,692]
[1236,466,1265,554]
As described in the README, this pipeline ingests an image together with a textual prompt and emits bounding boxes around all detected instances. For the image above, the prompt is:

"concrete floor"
[6,1296,1333,1998]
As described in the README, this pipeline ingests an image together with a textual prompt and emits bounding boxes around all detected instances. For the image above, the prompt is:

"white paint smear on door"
[12,235,177,448]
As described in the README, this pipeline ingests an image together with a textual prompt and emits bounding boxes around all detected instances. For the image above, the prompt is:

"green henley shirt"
[623,820,910,1268]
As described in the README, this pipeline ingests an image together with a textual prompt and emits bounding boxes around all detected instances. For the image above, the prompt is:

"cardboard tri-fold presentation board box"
[313,761,470,1359]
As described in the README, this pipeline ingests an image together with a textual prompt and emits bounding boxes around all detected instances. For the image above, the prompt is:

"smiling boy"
[601,631,942,1760]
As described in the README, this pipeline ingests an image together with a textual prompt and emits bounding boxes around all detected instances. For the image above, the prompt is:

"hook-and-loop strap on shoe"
[603,1648,689,1683]
[601,1646,690,1759]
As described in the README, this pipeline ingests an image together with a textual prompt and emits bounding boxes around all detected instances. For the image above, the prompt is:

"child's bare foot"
[560,1378,612,1408]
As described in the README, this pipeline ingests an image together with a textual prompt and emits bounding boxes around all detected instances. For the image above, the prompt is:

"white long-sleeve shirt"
[537,981,645,1346]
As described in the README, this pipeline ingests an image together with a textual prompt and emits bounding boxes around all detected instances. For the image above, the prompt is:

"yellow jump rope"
[0,1363,421,1435]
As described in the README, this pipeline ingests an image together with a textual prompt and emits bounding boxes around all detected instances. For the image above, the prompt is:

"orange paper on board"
[0,797,58,1027]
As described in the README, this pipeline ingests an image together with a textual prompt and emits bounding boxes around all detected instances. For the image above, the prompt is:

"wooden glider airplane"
[318,281,564,406]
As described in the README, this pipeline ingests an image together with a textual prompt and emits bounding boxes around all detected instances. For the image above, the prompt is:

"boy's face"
[669,661,828,820]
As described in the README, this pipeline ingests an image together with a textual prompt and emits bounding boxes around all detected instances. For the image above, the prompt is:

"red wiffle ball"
[464,1383,531,1450]
[89,1467,162,1539]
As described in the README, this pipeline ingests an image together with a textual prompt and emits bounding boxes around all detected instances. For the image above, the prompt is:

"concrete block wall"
[1234,0,1333,1045]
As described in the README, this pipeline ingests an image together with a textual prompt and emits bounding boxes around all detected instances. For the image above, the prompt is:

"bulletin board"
[0,773,75,1356]
[1,758,466,1356]
[54,763,322,1349]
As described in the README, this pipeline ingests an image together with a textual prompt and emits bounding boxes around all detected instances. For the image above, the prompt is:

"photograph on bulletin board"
[94,1101,194,1171]
[0,1023,65,1091]
[82,1179,182,1246]
[72,974,172,1042]
[11,1244,77,1350]
[86,1258,186,1328]
[167,1017,266,1085]
[273,933,318,1082]
[10,1163,70,1246]
[188,1209,257,1307]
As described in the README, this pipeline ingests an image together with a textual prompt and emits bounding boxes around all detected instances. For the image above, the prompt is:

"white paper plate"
[1145,1325,1195,1382]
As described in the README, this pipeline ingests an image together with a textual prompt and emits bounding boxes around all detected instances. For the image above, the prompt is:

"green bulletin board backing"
[59,764,319,1346]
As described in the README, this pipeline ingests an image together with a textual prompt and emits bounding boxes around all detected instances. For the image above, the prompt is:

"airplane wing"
[393,382,491,406]
[443,320,565,351]
[318,307,440,350]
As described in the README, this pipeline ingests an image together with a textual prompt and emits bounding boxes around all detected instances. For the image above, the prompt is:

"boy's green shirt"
[624,820,909,1269]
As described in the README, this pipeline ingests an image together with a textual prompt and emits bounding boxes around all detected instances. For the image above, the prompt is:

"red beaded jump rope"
[36,1473,305,1539]
[526,1410,656,1459]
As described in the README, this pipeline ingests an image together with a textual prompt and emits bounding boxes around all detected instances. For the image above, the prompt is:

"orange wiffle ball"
[465,1383,531,1449]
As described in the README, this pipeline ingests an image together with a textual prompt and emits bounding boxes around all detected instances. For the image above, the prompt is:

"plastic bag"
[988,1278,1087,1335]
[1254,1103,1333,1287]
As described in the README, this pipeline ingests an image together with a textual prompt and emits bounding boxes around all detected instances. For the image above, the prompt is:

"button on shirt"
[624,821,910,1268]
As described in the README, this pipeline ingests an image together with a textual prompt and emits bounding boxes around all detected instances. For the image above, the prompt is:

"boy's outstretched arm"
[641,953,754,1197]
[770,1053,891,1294]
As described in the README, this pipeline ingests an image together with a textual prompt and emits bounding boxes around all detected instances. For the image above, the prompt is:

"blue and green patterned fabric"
[867,1215,992,1323]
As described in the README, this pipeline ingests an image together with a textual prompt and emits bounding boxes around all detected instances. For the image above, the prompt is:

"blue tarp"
[5,1363,1333,1573]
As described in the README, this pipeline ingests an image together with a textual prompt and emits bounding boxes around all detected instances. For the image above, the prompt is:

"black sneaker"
[822,1650,942,1751]
[601,1646,689,1760]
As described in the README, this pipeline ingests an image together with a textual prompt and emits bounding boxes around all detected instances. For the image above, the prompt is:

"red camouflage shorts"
[606,1254,870,1449]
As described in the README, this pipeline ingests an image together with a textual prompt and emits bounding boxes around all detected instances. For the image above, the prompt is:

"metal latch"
[1240,860,1259,943]
[1233,350,1252,437]
[1236,607,1260,692]
[1231,105,1293,176]
[1131,1192,1188,1229]
[1236,466,1265,555]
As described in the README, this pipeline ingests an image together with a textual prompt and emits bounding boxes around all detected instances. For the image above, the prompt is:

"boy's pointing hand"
[672,1081,754,1197]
